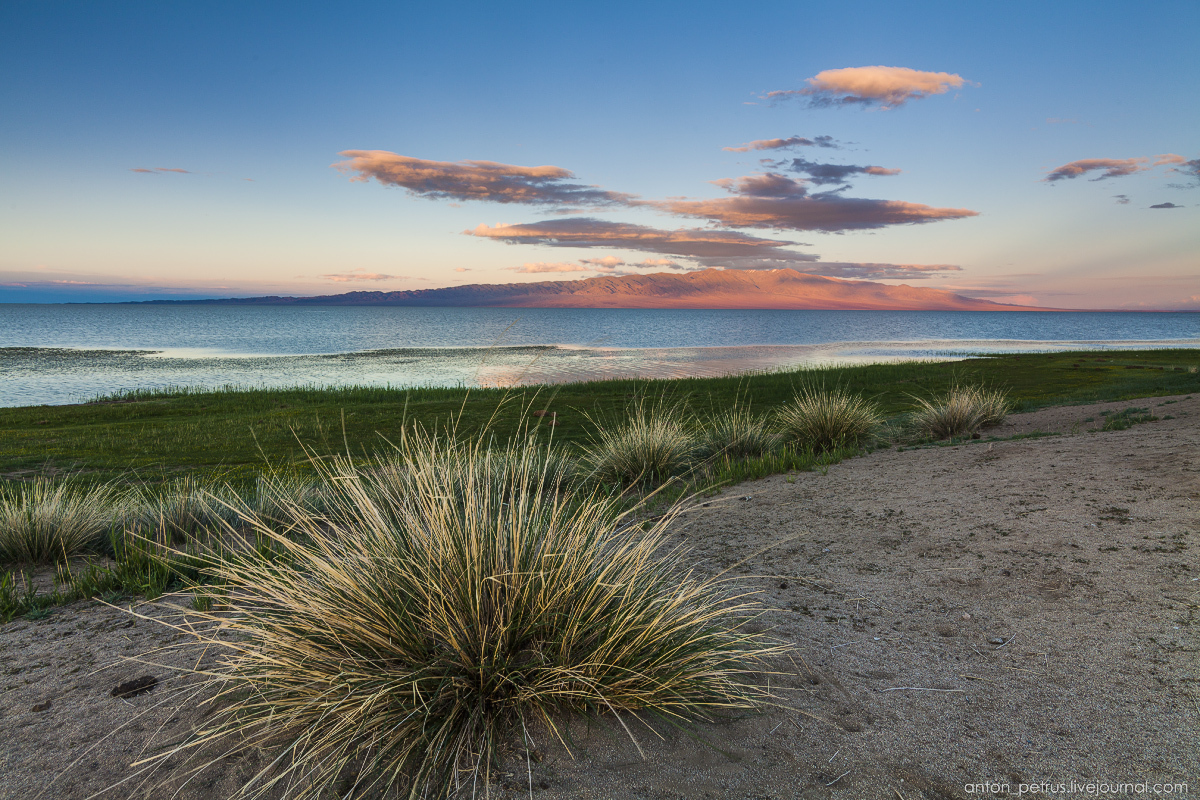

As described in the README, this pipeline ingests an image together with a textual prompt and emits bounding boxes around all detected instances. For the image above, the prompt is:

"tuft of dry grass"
[774,386,881,452]
[908,385,1012,440]
[0,478,124,564]
[578,399,697,486]
[162,431,774,799]
[695,405,780,461]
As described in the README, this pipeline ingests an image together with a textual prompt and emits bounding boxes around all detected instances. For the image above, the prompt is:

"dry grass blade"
[152,430,777,799]
[774,385,881,453]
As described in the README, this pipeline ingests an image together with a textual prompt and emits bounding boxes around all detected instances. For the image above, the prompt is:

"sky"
[1,0,1198,309]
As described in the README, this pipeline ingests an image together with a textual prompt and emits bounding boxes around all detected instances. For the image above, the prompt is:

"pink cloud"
[768,66,968,109]
[723,135,840,152]
[333,150,635,206]
[1043,157,1151,182]
[579,256,626,268]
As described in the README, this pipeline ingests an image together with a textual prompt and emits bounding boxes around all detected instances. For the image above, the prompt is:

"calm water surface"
[1,305,1196,407]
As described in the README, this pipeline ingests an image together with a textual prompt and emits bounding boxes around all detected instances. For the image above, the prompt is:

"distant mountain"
[147,268,1045,310]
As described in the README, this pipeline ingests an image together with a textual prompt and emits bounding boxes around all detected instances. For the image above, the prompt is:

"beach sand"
[2,394,1197,799]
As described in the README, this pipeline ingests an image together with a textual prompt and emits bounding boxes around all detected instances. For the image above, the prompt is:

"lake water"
[1,304,1196,407]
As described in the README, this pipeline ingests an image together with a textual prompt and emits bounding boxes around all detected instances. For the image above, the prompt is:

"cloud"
[454,267,471,272]
[333,150,635,207]
[466,218,817,261]
[772,157,901,186]
[790,262,961,280]
[130,167,192,174]
[656,172,978,232]
[767,66,968,109]
[464,218,962,279]
[1113,194,1131,205]
[1149,202,1182,209]
[507,262,595,274]
[1043,154,1188,183]
[723,135,840,153]
[579,256,626,268]
[319,269,403,282]
[1165,156,1200,188]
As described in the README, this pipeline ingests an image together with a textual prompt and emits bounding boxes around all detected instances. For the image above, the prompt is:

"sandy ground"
[1,393,1197,799]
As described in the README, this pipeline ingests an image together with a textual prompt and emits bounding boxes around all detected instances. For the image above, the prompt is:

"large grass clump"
[578,399,697,486]
[171,431,773,798]
[909,385,1012,440]
[774,385,881,452]
[0,478,124,564]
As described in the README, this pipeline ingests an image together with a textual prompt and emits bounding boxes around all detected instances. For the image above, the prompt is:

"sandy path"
[1,394,1197,799]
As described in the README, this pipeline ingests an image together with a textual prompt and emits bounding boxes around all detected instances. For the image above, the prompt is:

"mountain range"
[152,268,1044,310]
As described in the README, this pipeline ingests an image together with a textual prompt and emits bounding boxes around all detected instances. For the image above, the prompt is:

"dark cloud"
[1166,157,1200,189]
[655,172,978,232]
[767,66,968,109]
[772,157,901,186]
[333,150,636,207]
[1149,202,1182,209]
[782,262,960,280]
[465,218,961,280]
[465,218,815,261]
[723,135,840,153]
[1113,194,1131,205]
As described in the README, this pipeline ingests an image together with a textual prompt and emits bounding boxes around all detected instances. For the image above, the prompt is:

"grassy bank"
[2,349,1196,485]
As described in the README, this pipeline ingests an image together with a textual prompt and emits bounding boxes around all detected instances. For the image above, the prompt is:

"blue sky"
[1,0,1197,307]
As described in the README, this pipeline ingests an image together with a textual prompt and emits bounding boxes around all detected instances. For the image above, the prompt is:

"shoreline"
[4,341,1199,409]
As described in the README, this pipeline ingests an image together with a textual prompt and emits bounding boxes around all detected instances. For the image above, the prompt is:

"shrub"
[168,431,773,799]
[696,405,780,461]
[774,386,881,452]
[909,385,1012,440]
[578,399,697,486]
[0,478,124,564]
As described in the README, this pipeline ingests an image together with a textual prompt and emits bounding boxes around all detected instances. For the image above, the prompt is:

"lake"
[1,304,1196,407]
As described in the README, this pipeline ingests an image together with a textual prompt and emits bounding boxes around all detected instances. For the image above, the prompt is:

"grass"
[907,385,1012,440]
[1,350,1197,485]
[774,385,881,452]
[162,430,775,799]
[0,477,125,564]
[578,398,698,487]
[1101,406,1159,431]
[695,403,780,461]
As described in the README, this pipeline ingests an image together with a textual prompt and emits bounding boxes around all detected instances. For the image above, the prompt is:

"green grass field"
[2,349,1197,487]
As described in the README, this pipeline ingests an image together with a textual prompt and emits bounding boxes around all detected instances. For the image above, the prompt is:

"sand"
[1,394,1197,799]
